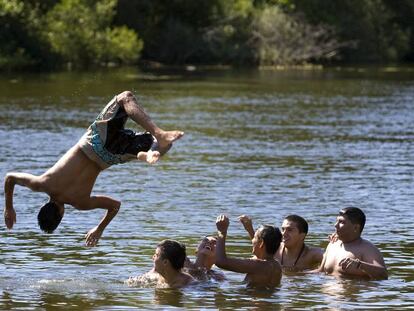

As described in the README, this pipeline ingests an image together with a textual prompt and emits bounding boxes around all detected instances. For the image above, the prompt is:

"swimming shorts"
[78,96,154,169]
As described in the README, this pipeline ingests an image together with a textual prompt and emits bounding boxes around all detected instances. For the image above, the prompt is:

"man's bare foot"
[156,130,184,148]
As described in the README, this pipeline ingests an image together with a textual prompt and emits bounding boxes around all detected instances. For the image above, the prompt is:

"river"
[0,66,413,309]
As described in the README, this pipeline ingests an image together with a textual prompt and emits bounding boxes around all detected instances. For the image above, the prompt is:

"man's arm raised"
[4,172,42,229]
[215,214,267,274]
[238,215,255,240]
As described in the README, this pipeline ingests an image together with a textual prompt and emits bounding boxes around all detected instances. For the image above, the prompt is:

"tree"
[249,6,347,65]
[292,0,411,62]
[43,0,142,67]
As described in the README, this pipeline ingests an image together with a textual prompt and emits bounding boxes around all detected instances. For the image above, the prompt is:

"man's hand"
[216,214,229,237]
[238,215,253,232]
[339,257,360,271]
[137,150,161,164]
[4,207,16,229]
[328,232,338,243]
[85,226,103,247]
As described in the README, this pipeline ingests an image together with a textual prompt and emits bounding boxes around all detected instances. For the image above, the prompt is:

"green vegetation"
[1,0,413,70]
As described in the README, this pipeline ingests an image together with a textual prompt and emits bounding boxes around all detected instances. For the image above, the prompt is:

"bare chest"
[324,243,361,274]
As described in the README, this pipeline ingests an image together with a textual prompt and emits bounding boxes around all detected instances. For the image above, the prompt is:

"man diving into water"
[3,91,184,246]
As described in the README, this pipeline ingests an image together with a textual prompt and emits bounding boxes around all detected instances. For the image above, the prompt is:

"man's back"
[41,145,101,204]
[244,258,282,288]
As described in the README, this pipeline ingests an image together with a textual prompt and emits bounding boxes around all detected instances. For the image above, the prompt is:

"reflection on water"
[0,67,413,309]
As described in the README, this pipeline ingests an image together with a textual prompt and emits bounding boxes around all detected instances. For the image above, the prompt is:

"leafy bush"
[43,0,142,67]
[292,0,412,62]
[0,0,51,70]
[249,6,347,65]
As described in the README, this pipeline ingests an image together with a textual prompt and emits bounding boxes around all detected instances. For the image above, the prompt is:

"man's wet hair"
[339,207,366,233]
[285,214,309,235]
[257,225,282,255]
[158,240,187,270]
[37,201,63,233]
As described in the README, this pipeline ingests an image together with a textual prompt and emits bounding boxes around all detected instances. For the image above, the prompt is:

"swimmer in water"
[239,214,323,272]
[215,214,282,288]
[184,236,225,281]
[4,91,184,246]
[314,207,388,280]
[126,240,195,288]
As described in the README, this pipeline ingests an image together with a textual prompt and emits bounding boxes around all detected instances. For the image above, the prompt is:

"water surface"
[0,67,413,309]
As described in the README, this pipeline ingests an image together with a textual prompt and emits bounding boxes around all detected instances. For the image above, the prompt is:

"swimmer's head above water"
[253,225,282,257]
[37,201,64,233]
[154,239,187,273]
[195,236,217,267]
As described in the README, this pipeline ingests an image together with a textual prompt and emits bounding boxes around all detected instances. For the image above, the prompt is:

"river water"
[0,67,413,310]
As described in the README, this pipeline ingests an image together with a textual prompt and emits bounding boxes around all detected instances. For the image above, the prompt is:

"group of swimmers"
[3,91,388,290]
[127,207,388,289]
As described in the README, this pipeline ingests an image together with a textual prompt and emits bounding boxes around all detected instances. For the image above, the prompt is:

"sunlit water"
[0,67,413,309]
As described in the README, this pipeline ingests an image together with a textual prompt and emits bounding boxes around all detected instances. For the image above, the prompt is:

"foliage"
[249,6,347,65]
[43,0,142,67]
[114,0,254,64]
[1,0,414,70]
[292,0,412,62]
[0,0,49,69]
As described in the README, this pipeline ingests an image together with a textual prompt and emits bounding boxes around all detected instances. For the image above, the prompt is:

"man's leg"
[117,91,184,148]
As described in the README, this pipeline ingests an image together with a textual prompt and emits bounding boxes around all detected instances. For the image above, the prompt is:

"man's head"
[153,240,187,274]
[37,201,64,233]
[195,236,217,269]
[282,215,308,248]
[252,225,282,258]
[335,207,366,240]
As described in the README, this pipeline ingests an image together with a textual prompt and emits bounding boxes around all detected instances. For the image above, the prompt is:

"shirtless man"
[239,214,323,271]
[184,236,225,281]
[4,91,183,246]
[128,239,195,288]
[215,214,282,288]
[316,207,388,280]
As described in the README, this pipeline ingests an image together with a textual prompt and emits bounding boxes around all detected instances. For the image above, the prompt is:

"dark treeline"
[1,0,413,70]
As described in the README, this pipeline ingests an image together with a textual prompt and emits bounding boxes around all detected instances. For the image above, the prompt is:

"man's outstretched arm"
[4,172,42,229]
[76,195,120,246]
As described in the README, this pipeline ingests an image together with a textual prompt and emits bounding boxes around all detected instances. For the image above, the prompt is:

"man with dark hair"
[4,91,184,246]
[239,214,323,271]
[37,202,64,233]
[215,214,282,288]
[152,240,195,288]
[184,236,225,281]
[315,207,388,280]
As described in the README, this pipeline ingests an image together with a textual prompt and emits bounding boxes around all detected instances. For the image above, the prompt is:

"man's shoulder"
[325,240,341,250]
[183,271,197,285]
[306,245,324,259]
[360,238,382,253]
[249,257,281,273]
[358,237,376,247]
[269,258,282,273]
